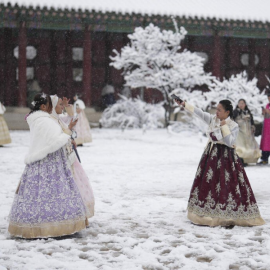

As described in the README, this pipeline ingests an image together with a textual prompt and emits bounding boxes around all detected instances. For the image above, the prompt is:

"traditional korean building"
[1,0,270,109]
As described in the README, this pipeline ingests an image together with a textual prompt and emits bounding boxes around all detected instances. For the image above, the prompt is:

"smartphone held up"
[171,94,183,103]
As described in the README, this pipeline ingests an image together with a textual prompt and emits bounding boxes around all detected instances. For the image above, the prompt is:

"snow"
[0,129,270,270]
[2,0,270,23]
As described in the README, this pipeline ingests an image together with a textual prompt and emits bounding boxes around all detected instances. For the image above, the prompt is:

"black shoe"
[224,225,235,230]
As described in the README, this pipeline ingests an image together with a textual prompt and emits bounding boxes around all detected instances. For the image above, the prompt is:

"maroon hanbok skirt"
[187,142,265,227]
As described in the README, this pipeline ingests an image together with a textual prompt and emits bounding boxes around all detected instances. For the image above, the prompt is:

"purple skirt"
[8,147,87,238]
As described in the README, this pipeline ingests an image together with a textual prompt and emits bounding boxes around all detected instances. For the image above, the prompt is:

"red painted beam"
[212,34,222,79]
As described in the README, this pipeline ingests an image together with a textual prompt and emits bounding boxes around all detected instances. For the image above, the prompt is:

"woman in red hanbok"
[175,98,265,227]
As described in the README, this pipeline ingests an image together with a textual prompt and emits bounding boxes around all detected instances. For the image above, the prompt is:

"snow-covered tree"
[171,71,267,134]
[204,72,266,121]
[110,22,214,126]
[100,95,165,131]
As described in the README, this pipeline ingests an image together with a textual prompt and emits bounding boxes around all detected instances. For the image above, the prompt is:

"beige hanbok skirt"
[235,118,261,163]
[0,115,11,145]
[74,110,92,145]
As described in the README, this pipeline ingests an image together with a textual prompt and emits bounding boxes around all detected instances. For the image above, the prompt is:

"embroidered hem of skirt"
[8,218,87,239]
[188,211,265,227]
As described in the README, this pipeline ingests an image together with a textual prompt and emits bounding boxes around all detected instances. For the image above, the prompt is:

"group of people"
[0,94,92,147]
[1,93,270,239]
[233,95,270,166]
[7,93,94,238]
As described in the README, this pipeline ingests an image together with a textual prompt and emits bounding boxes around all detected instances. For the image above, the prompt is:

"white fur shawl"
[24,110,70,164]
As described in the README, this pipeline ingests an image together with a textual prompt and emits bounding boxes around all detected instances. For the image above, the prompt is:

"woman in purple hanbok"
[50,94,95,219]
[8,93,88,238]
[175,98,265,227]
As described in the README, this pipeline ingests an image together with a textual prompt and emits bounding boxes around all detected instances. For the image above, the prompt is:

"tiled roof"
[2,0,270,23]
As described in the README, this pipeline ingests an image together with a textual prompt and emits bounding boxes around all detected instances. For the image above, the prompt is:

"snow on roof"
[2,0,270,23]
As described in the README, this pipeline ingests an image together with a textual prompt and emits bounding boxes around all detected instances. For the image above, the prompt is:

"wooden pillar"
[212,32,222,79]
[0,29,5,102]
[4,28,14,106]
[50,31,57,95]
[248,38,256,80]
[18,21,27,107]
[83,25,92,106]
[65,31,73,98]
[105,32,111,84]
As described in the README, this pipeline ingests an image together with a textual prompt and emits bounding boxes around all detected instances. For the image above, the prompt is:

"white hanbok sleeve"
[64,105,74,116]
[184,102,212,125]
[184,102,239,147]
[220,124,239,147]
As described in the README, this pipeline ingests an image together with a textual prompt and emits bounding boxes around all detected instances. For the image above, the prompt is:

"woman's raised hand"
[68,118,78,130]
[63,97,70,107]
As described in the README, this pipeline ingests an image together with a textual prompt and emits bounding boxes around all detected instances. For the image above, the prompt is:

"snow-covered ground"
[0,129,269,270]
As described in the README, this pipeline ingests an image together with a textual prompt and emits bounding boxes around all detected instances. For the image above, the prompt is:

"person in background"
[233,99,261,166]
[50,94,95,220]
[101,83,115,109]
[27,79,41,107]
[72,94,92,146]
[0,101,11,146]
[258,94,270,165]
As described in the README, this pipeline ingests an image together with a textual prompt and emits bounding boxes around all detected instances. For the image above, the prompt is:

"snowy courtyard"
[0,129,270,270]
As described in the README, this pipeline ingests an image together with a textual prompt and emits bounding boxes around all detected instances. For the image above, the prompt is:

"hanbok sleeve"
[220,124,239,147]
[64,105,74,116]
[59,115,73,135]
[62,127,72,136]
[184,102,212,125]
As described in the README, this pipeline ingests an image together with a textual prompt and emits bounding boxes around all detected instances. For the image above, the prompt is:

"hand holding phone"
[69,117,78,130]
[171,94,183,103]
[72,115,78,122]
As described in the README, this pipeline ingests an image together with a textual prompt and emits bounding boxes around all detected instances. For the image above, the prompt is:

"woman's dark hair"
[234,98,254,124]
[219,99,233,118]
[235,99,253,115]
[29,93,52,115]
